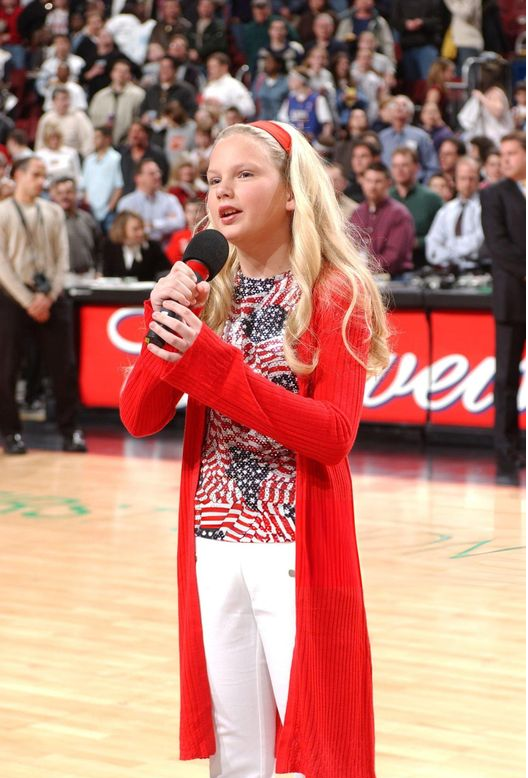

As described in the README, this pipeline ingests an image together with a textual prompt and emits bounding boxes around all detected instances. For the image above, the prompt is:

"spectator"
[390,146,443,268]
[379,94,439,182]
[35,124,82,191]
[256,16,304,72]
[74,10,104,61]
[104,3,157,67]
[117,158,185,244]
[421,57,456,119]
[438,136,466,189]
[44,0,68,37]
[102,209,170,280]
[304,46,336,112]
[305,12,346,59]
[168,159,208,205]
[140,55,197,135]
[187,126,214,177]
[79,29,126,102]
[202,53,256,118]
[165,197,206,264]
[426,156,489,272]
[336,0,395,64]
[89,59,146,146]
[344,135,380,201]
[252,50,289,120]
[43,62,88,112]
[481,131,526,482]
[458,68,514,147]
[330,52,367,130]
[468,135,497,167]
[188,0,227,63]
[140,42,166,89]
[277,67,333,148]
[0,0,25,70]
[356,30,396,87]
[241,0,274,75]
[163,101,197,169]
[120,121,169,195]
[391,0,443,83]
[167,34,206,94]
[326,161,358,219]
[50,175,101,283]
[350,46,386,124]
[0,156,86,454]
[297,0,333,46]
[36,33,85,97]
[349,161,415,277]
[443,0,483,72]
[333,107,369,171]
[36,87,95,158]
[6,128,32,161]
[480,150,502,188]
[17,0,53,49]
[419,101,454,152]
[149,0,192,50]
[82,125,124,232]
[428,172,455,202]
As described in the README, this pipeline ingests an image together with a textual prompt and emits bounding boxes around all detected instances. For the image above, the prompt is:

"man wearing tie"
[425,156,489,272]
[481,131,526,483]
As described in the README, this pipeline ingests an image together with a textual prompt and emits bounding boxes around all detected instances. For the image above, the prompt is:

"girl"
[120,120,389,777]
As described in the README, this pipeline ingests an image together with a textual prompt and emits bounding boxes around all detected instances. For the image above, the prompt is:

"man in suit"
[481,131,526,483]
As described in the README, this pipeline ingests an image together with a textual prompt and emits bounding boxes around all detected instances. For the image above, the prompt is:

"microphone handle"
[144,267,205,348]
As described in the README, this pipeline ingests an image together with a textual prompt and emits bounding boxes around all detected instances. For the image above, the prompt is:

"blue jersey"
[286,92,322,138]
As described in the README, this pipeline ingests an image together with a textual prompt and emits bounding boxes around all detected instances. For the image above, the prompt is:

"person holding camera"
[0,156,87,455]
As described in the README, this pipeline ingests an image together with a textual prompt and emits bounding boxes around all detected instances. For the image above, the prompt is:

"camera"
[33,271,52,294]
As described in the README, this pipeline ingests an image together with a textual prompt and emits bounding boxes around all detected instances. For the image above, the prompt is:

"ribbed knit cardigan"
[119,281,376,778]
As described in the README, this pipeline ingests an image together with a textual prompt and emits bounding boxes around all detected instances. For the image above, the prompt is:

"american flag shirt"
[194,269,301,542]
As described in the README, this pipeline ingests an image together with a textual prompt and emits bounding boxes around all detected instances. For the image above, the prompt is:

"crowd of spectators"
[0,0,525,471]
[0,0,524,281]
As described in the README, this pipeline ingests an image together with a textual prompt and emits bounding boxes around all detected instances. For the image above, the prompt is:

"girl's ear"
[286,188,295,212]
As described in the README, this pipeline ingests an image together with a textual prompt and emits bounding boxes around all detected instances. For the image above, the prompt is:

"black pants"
[0,293,80,437]
[494,320,526,457]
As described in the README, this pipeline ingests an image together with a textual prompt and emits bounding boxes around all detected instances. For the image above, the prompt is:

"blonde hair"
[201,122,390,376]
[43,124,64,145]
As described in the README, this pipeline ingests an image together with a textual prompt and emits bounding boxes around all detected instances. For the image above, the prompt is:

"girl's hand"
[150,261,209,312]
[147,300,202,363]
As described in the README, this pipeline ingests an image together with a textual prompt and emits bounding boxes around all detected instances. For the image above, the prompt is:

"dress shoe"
[4,433,27,454]
[62,430,88,453]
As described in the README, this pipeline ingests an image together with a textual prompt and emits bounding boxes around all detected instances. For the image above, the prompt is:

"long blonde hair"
[201,122,390,376]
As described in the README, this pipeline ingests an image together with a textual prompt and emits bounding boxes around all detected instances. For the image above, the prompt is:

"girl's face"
[124,217,145,245]
[206,134,294,250]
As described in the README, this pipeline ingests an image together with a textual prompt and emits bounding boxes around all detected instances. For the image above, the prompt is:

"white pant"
[195,538,303,778]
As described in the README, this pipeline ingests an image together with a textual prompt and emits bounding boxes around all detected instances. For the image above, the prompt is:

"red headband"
[249,121,292,155]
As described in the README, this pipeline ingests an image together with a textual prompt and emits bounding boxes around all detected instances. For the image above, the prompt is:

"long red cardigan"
[119,281,377,777]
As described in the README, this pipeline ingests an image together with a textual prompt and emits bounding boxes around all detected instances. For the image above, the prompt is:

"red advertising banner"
[78,304,526,430]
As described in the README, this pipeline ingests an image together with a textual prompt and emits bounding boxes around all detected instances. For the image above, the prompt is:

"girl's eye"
[239,171,253,179]
[208,178,220,186]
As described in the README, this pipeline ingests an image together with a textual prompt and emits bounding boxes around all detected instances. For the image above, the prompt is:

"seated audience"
[82,126,124,232]
[188,0,227,63]
[43,63,88,112]
[349,161,415,278]
[428,172,455,202]
[163,101,197,169]
[390,146,443,268]
[277,67,333,149]
[35,125,82,192]
[102,210,171,280]
[438,137,466,189]
[120,121,169,195]
[344,136,381,202]
[379,94,438,182]
[419,102,454,152]
[480,150,502,188]
[256,16,304,73]
[426,157,489,272]
[117,158,185,244]
[326,161,359,219]
[140,54,197,126]
[336,0,395,64]
[252,51,290,121]
[36,87,95,158]
[89,59,146,146]
[50,175,101,283]
[202,52,256,118]
[36,33,85,97]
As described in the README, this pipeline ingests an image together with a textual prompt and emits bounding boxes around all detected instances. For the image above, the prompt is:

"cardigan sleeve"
[119,302,186,437]
[157,297,370,465]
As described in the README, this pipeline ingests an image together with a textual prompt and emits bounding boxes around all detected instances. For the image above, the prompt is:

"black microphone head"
[182,229,229,281]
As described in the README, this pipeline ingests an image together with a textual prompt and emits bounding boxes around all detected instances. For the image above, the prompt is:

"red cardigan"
[120,282,376,777]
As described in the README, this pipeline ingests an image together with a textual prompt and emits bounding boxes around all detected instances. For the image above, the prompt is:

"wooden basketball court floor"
[0,432,525,778]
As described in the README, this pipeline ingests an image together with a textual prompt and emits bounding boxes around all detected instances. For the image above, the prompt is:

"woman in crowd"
[101,210,170,280]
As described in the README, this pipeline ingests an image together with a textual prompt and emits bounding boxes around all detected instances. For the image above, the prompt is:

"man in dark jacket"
[391,0,443,81]
[481,131,526,483]
[140,56,197,122]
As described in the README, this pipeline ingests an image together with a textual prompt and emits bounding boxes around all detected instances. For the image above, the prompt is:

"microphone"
[145,229,229,348]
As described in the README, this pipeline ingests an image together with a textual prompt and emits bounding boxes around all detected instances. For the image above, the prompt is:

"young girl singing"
[120,120,389,778]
